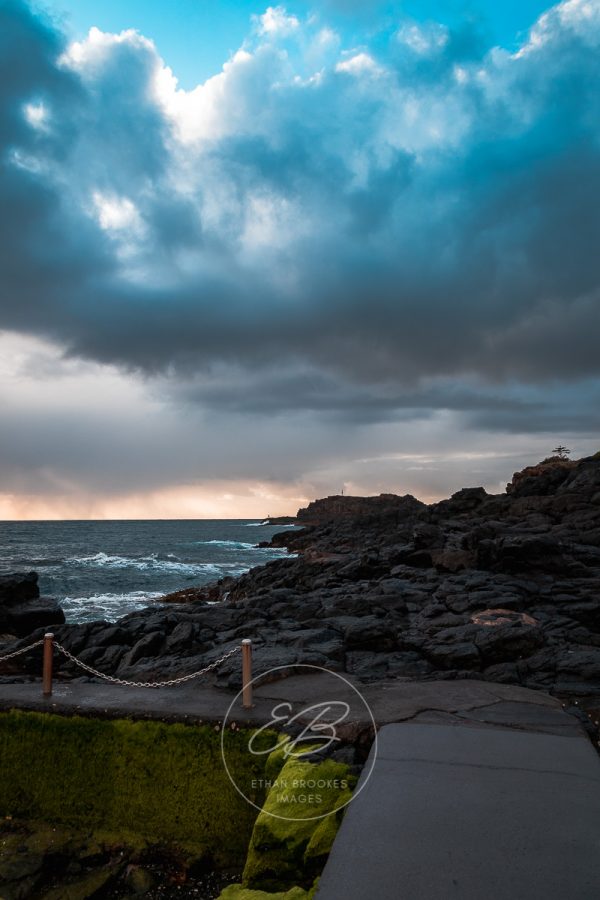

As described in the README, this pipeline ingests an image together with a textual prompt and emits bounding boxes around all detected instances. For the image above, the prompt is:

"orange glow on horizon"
[0,483,311,521]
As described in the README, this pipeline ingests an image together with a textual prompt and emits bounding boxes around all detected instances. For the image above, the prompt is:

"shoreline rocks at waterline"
[0,572,65,639]
[2,454,600,713]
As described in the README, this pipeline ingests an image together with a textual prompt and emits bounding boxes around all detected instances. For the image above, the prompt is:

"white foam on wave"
[61,590,165,623]
[240,522,299,528]
[189,540,291,553]
[193,539,256,549]
[65,552,250,575]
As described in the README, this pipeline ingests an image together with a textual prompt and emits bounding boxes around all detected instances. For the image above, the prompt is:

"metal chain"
[53,641,241,688]
[0,638,44,663]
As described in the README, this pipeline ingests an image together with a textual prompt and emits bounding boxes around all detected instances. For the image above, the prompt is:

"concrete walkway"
[316,722,600,900]
[0,676,585,735]
[2,676,598,896]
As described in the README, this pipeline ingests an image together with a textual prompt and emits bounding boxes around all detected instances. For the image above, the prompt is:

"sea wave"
[8,557,65,568]
[187,540,290,552]
[192,539,257,549]
[239,522,299,528]
[64,552,248,575]
[61,590,165,624]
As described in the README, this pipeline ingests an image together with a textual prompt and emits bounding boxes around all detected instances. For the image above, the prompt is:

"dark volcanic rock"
[0,572,39,604]
[506,456,576,497]
[344,617,397,651]
[121,631,165,668]
[5,601,66,637]
[4,454,600,715]
[0,572,65,638]
[296,492,425,525]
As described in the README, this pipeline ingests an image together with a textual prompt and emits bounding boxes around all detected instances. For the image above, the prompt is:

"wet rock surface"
[2,455,600,717]
[0,572,65,639]
[0,819,240,900]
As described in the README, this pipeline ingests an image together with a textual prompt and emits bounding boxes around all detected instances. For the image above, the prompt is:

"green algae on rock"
[218,886,312,900]
[242,745,355,892]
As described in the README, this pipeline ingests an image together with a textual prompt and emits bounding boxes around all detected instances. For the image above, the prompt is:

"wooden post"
[242,639,253,709]
[42,632,54,698]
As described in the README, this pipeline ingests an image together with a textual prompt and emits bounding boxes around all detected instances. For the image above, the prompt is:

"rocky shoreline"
[1,454,600,730]
[1,455,600,896]
[0,572,64,638]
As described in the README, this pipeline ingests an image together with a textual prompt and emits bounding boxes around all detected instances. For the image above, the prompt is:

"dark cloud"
[172,363,600,434]
[0,0,599,439]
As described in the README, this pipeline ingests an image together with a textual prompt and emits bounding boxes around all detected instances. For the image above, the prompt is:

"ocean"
[0,519,295,624]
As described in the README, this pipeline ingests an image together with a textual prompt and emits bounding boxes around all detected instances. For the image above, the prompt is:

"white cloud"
[335,52,381,75]
[254,6,300,37]
[315,26,338,50]
[92,192,142,232]
[61,25,155,72]
[516,0,600,57]
[23,101,48,130]
[557,0,600,33]
[155,48,258,144]
[397,21,448,55]
[453,65,468,84]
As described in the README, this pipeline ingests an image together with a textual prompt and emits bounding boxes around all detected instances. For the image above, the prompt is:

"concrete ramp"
[317,723,600,900]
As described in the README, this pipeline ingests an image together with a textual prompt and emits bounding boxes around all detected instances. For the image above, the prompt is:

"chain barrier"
[53,641,241,689]
[0,638,44,663]
[0,635,252,706]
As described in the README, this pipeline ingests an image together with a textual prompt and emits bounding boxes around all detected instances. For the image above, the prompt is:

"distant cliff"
[296,493,425,525]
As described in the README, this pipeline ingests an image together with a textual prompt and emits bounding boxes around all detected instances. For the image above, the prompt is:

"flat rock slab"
[316,723,600,900]
[0,677,585,737]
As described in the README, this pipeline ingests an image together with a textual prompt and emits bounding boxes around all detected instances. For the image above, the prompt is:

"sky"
[47,0,555,87]
[0,0,599,519]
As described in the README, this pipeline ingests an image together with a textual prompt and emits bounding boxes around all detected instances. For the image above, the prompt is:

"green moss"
[0,712,352,895]
[242,752,354,891]
[217,876,321,899]
[264,740,296,784]
[218,885,310,900]
[0,710,274,866]
[304,813,339,863]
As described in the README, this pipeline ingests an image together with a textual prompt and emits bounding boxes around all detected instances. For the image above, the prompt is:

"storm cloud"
[0,0,599,514]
